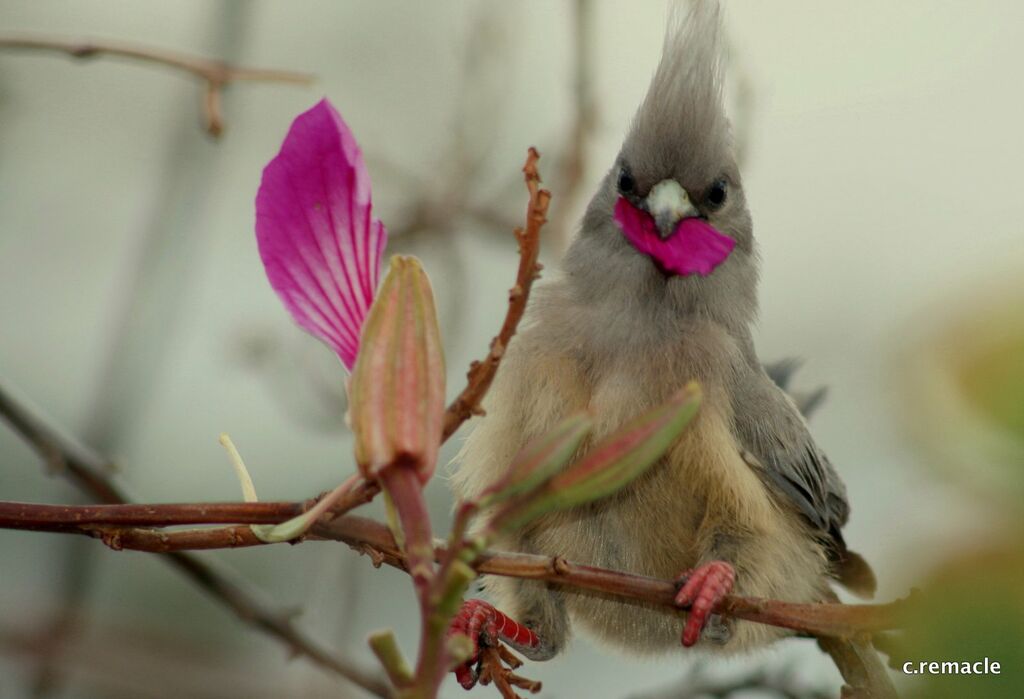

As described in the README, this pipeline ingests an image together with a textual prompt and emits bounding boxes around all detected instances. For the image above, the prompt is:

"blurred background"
[1,1,1022,697]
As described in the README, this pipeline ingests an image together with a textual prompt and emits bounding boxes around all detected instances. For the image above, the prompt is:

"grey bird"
[449,1,875,684]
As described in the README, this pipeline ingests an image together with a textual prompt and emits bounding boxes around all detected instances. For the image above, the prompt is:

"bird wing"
[763,358,829,419]
[733,365,877,597]
[731,365,850,543]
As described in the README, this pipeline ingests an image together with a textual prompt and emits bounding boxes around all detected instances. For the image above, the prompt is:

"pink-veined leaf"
[256,98,387,370]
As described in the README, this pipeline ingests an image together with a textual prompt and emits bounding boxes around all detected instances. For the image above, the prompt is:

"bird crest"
[628,1,732,178]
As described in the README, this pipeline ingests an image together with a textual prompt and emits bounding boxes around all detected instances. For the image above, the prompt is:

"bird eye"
[706,178,728,208]
[617,168,636,195]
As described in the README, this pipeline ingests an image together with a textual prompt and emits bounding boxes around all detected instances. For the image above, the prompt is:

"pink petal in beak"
[614,197,735,277]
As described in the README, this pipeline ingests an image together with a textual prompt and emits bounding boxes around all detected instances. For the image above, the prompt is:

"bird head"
[566,1,758,329]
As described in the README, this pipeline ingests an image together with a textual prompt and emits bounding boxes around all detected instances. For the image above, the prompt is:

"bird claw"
[447,599,540,690]
[476,645,543,698]
[674,560,735,647]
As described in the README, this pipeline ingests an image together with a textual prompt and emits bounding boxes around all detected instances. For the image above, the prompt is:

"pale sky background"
[1,1,1022,697]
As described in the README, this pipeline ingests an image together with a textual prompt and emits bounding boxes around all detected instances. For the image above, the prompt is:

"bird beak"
[645,179,701,239]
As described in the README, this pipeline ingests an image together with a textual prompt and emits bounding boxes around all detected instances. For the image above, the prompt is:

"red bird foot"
[447,599,540,690]
[674,560,735,647]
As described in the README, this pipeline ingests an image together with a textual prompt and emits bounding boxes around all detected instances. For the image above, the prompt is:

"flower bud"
[349,256,445,483]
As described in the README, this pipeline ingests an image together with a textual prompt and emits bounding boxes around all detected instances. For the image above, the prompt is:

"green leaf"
[481,411,593,507]
[368,629,413,686]
[250,480,353,543]
[498,383,701,530]
[433,560,477,620]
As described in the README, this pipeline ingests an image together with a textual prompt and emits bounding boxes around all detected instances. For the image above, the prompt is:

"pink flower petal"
[256,98,387,370]
[614,197,735,277]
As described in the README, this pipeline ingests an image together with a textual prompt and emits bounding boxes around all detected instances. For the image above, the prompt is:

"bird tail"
[834,548,878,599]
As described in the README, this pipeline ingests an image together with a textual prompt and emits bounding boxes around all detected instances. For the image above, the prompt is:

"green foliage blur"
[901,284,1024,697]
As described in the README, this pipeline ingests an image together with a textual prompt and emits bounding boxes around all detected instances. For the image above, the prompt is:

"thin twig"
[0,500,309,529]
[0,34,313,136]
[442,148,549,440]
[0,385,123,503]
[0,383,389,698]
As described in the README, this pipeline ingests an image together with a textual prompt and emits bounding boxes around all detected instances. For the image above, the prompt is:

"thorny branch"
[0,384,389,699]
[442,147,548,440]
[0,34,313,136]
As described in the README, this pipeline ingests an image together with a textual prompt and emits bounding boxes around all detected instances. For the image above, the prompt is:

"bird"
[448,0,875,688]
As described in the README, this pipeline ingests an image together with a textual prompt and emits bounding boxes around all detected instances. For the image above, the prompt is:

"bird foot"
[476,645,543,698]
[447,599,540,690]
[674,560,735,647]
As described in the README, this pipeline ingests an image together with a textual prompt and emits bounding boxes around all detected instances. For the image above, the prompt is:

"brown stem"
[0,500,912,639]
[321,516,911,639]
[0,500,309,529]
[819,635,898,699]
[377,467,446,699]
[0,481,378,532]
[90,524,268,553]
[442,148,548,441]
[0,499,907,698]
[379,468,435,594]
[0,383,389,698]
[0,500,911,641]
[0,385,124,504]
[331,517,901,698]
[0,34,313,136]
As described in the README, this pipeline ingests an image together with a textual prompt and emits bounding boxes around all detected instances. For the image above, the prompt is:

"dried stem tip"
[350,255,446,484]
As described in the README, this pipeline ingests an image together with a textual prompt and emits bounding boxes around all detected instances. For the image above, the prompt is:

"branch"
[321,517,910,640]
[0,383,389,699]
[0,500,309,529]
[0,384,123,503]
[818,634,897,699]
[0,34,314,136]
[332,519,899,698]
[331,517,898,698]
[442,148,548,440]
[0,498,912,641]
